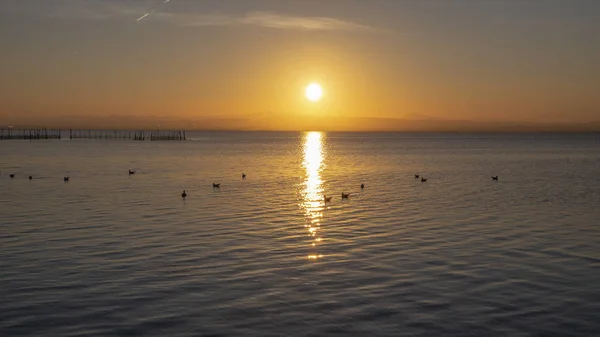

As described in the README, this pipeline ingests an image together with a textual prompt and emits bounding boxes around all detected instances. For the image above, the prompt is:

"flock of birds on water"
[4,170,500,200]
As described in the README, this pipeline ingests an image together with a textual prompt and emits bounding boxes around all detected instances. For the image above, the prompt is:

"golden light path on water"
[301,132,325,260]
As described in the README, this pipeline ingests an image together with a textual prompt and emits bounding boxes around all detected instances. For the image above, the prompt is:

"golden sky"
[1,0,599,131]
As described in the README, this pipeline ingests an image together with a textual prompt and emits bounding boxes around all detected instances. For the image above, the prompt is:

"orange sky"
[1,0,599,131]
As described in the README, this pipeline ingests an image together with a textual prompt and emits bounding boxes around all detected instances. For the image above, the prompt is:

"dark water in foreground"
[1,132,600,336]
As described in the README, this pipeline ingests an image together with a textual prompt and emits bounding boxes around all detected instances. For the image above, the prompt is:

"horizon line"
[2,127,600,134]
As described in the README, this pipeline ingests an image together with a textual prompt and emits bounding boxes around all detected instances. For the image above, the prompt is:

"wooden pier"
[149,130,186,141]
[0,128,61,140]
[0,129,186,141]
[68,130,186,141]
[69,130,148,140]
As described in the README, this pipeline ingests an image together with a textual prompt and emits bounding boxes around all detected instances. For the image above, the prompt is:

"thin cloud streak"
[152,11,378,31]
[43,2,381,32]
[241,11,375,31]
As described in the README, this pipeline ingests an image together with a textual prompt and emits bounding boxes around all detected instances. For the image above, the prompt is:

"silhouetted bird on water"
[181,190,187,198]
[421,177,427,182]
[341,192,350,199]
[415,174,420,179]
[64,177,70,182]
[491,175,499,181]
[129,169,135,175]
[242,173,246,179]
[361,183,365,189]
[213,183,220,188]
[324,195,332,202]
[9,174,15,178]
[29,176,32,180]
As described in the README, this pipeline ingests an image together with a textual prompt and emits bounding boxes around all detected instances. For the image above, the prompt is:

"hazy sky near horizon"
[1,0,599,130]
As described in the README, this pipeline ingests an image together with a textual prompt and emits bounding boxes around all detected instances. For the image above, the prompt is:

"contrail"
[136,13,150,22]
[135,0,172,23]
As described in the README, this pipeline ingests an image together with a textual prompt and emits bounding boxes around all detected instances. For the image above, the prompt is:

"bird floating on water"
[64,177,70,182]
[213,183,220,188]
[10,174,15,178]
[242,173,246,179]
[491,175,499,181]
[415,174,420,179]
[341,192,350,199]
[421,177,427,182]
[324,195,332,202]
[361,183,365,189]
[29,176,33,180]
[129,169,135,175]
[181,190,187,198]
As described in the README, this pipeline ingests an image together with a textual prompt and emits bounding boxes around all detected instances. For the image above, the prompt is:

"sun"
[305,83,323,102]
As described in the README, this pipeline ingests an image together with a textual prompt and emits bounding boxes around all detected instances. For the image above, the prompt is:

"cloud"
[150,11,378,31]
[240,11,375,31]
[39,1,380,32]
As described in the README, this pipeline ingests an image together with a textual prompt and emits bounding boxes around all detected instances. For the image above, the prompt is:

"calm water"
[1,132,600,336]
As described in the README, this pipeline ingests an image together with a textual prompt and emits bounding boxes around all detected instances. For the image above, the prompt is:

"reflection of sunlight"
[301,132,325,260]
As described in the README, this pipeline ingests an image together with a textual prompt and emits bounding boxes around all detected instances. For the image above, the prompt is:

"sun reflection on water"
[301,132,325,260]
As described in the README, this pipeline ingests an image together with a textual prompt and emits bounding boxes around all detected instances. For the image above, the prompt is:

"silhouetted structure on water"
[69,129,185,141]
[149,130,186,141]
[69,130,148,140]
[0,128,61,140]
[0,129,186,141]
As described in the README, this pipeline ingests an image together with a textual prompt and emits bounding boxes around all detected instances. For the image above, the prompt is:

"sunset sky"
[1,0,599,131]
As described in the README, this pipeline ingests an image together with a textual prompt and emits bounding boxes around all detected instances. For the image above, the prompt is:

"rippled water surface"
[1,132,600,336]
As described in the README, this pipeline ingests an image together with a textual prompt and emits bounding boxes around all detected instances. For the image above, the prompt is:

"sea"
[1,131,599,336]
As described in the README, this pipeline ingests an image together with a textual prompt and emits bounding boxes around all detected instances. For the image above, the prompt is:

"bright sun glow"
[305,83,323,102]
